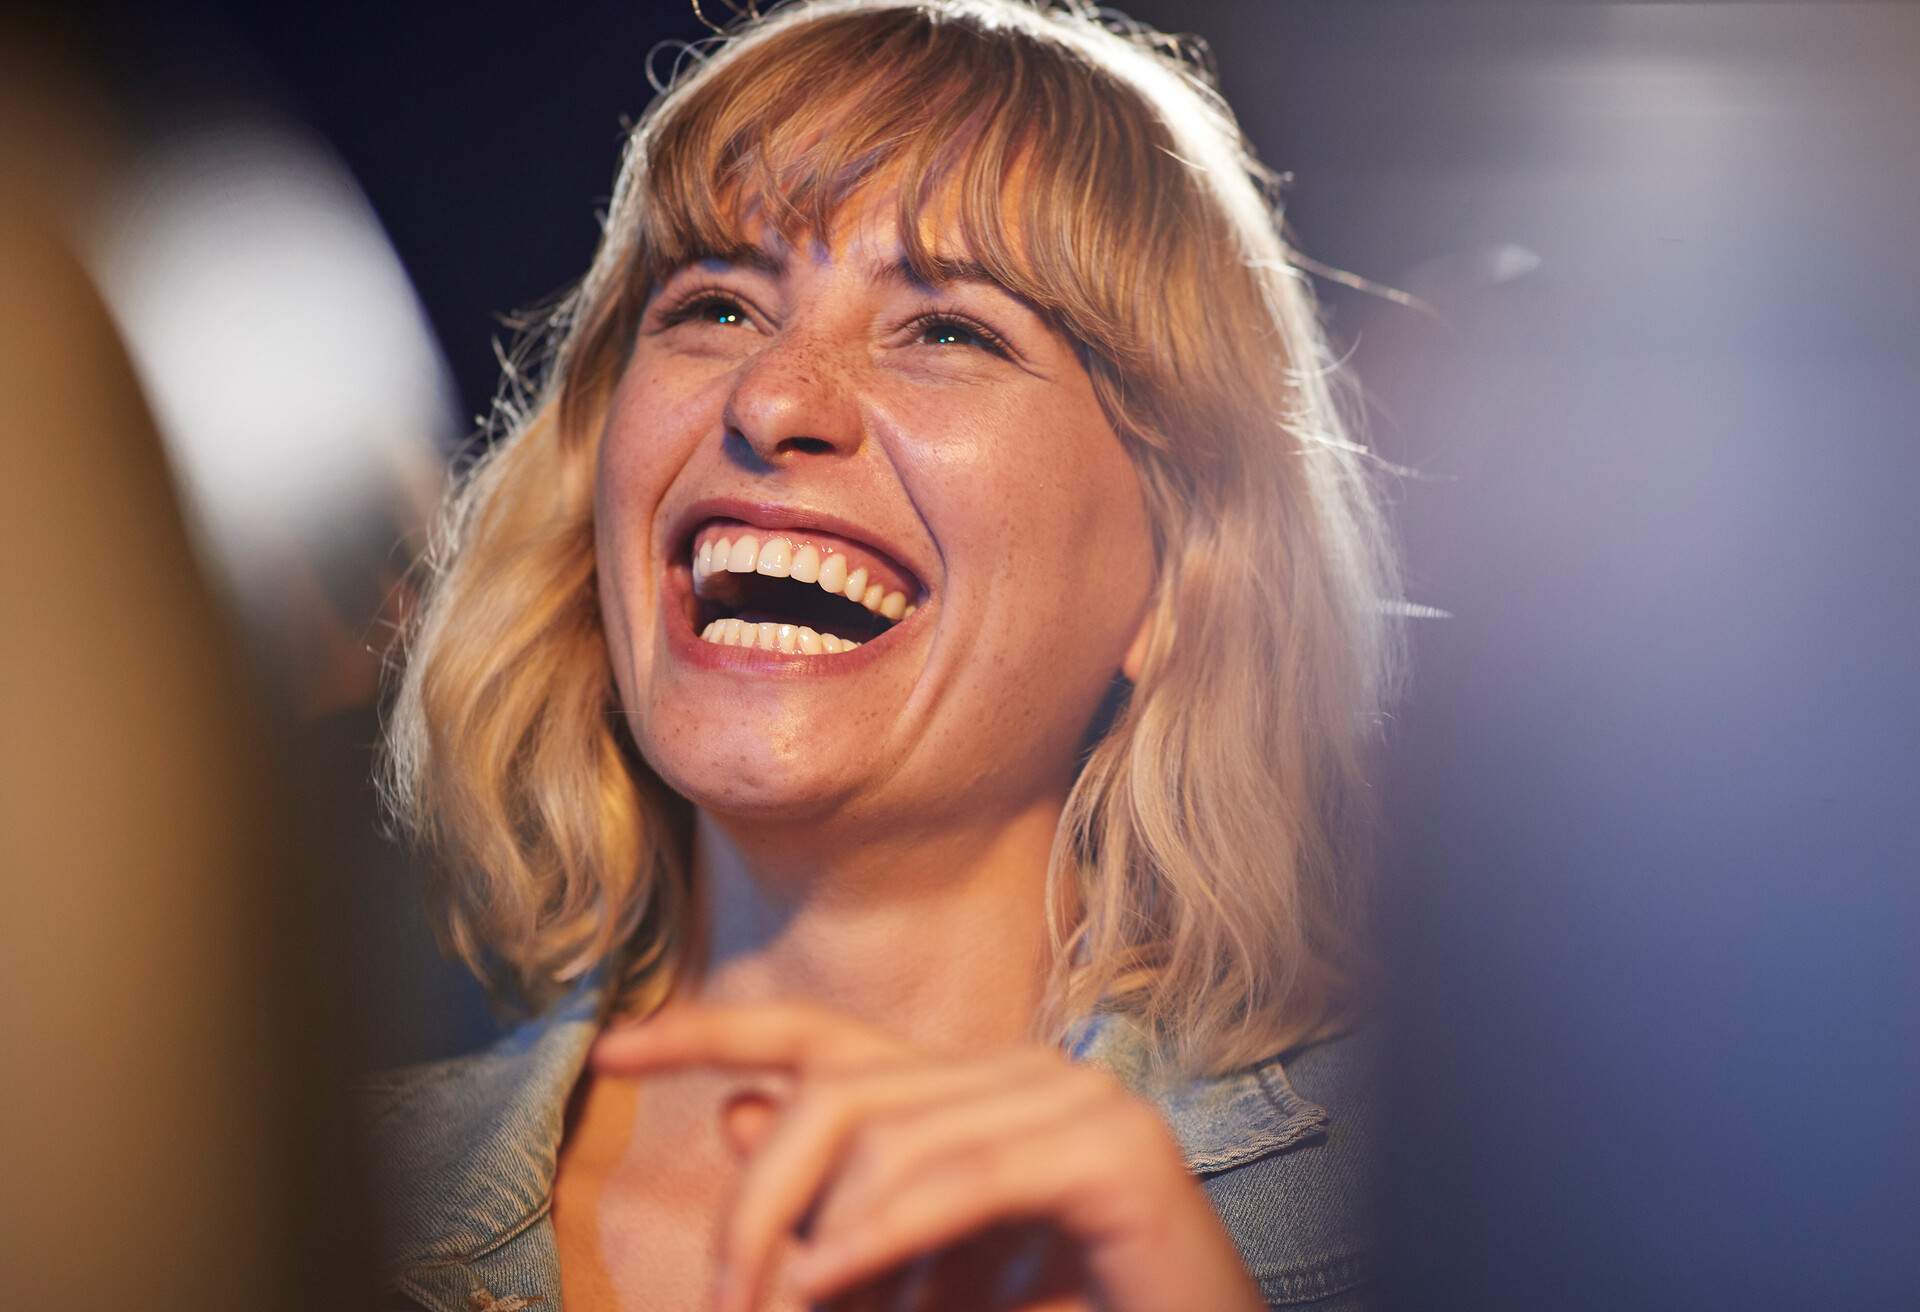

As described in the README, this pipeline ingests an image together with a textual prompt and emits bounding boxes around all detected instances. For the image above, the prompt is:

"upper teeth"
[693,532,916,623]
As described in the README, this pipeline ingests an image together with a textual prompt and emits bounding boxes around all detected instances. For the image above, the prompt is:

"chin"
[633,704,864,825]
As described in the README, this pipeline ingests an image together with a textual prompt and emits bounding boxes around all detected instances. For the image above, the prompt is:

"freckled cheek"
[590,498,643,711]
[594,378,697,687]
[600,368,712,542]
[600,391,673,496]
[922,406,1142,616]
[595,451,655,551]
[593,443,652,594]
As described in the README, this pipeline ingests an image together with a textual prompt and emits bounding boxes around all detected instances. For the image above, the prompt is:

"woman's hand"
[589,1000,1265,1312]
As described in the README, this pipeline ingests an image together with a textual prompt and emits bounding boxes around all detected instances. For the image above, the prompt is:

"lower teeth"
[699,618,860,654]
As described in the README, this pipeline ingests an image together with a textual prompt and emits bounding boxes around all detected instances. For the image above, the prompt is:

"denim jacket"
[353,977,1379,1311]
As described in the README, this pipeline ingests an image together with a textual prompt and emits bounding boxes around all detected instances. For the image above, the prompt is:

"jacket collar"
[1065,1010,1331,1175]
[356,973,610,1270]
[356,977,1329,1277]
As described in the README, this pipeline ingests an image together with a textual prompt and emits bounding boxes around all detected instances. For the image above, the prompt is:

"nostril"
[780,436,835,456]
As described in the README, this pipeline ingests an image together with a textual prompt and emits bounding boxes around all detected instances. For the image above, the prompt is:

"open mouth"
[686,520,923,655]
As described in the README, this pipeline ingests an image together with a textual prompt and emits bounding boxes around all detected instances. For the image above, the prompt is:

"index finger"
[590,999,910,1076]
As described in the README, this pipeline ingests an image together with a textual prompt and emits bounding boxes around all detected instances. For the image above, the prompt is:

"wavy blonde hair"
[385,0,1401,1077]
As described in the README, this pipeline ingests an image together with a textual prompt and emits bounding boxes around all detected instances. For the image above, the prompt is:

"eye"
[910,312,1010,357]
[660,290,752,330]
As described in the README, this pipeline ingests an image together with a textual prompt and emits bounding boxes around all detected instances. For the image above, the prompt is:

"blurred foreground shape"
[0,43,370,1301]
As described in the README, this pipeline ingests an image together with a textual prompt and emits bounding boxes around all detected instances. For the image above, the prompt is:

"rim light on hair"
[384,0,1402,1079]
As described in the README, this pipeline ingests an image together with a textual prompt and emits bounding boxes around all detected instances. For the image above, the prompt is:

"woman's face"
[594,188,1155,835]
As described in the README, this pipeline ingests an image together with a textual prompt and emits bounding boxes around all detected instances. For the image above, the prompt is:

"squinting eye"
[695,296,745,326]
[914,314,1008,355]
[923,319,975,346]
[664,292,749,328]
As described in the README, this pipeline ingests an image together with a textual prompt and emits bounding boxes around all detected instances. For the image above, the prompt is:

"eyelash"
[658,290,749,330]
[655,288,1013,358]
[905,310,1013,357]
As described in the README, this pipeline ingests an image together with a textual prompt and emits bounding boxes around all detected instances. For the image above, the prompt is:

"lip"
[660,495,933,675]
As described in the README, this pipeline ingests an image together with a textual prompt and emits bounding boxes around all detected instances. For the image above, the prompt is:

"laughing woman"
[361,1,1400,1308]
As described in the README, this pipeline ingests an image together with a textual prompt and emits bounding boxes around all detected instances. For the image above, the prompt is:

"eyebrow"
[685,244,783,278]
[675,245,1012,298]
[876,254,1004,295]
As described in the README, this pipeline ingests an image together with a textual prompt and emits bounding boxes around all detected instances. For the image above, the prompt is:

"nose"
[721,330,864,470]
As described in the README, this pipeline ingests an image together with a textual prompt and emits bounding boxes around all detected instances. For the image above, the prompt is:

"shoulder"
[1202,1027,1383,1310]
[350,979,607,1271]
[1070,1012,1382,1307]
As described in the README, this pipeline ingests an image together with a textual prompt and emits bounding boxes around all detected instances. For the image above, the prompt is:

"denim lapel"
[355,971,607,1297]
[1064,1011,1331,1176]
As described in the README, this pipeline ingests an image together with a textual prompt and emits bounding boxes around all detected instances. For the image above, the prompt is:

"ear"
[1120,607,1155,684]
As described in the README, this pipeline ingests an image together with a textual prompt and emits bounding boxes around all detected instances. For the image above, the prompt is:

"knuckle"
[958,1138,1017,1195]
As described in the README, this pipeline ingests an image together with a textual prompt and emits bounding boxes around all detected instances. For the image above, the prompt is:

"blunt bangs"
[630,4,1211,415]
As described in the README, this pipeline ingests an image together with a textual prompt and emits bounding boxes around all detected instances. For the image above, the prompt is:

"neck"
[684,800,1064,1053]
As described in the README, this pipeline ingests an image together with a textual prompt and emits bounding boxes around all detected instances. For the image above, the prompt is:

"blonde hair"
[385,0,1401,1076]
